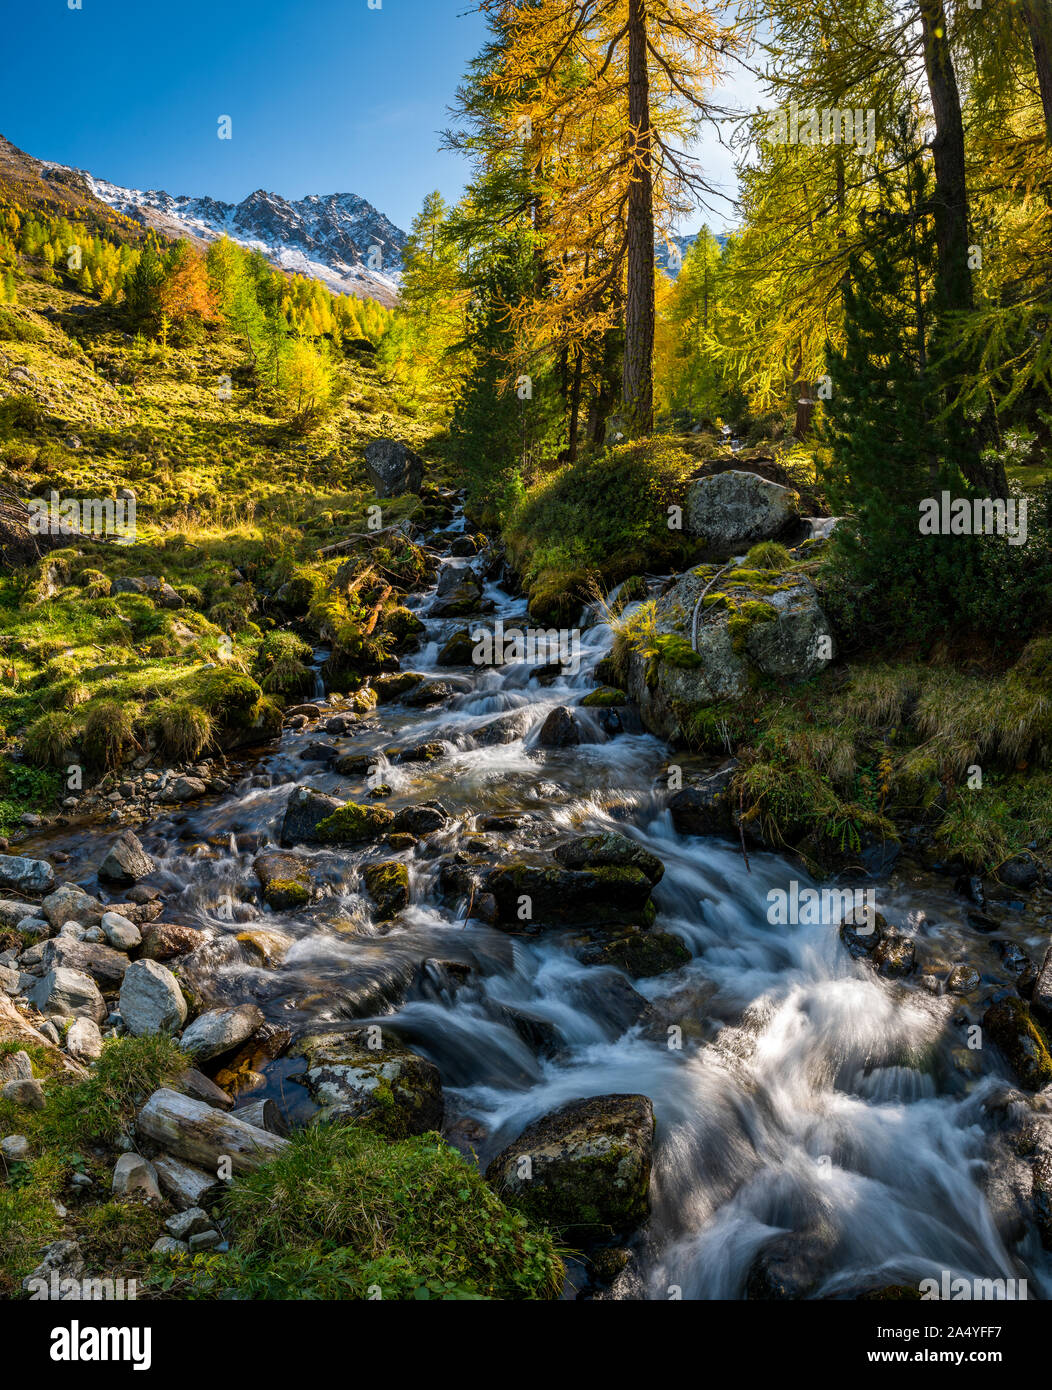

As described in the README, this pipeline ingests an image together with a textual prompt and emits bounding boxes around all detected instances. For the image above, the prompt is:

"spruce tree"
[822,139,974,636]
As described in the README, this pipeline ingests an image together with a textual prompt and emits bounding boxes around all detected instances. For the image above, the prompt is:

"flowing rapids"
[28,513,1052,1300]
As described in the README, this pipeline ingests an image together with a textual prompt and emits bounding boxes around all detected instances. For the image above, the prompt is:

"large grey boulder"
[685,469,800,553]
[27,967,106,1023]
[0,853,55,895]
[119,959,187,1036]
[625,567,834,741]
[364,438,424,497]
[98,830,155,886]
[179,1004,263,1064]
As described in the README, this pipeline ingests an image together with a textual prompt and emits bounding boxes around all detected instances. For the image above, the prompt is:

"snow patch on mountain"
[41,164,407,306]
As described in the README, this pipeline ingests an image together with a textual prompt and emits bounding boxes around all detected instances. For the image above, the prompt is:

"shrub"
[82,699,137,769]
[155,699,213,760]
[24,710,75,767]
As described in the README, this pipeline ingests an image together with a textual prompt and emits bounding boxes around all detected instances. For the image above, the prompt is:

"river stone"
[41,884,105,929]
[392,801,449,835]
[98,830,155,886]
[100,911,141,952]
[576,927,690,978]
[281,786,346,845]
[685,469,800,552]
[363,861,410,920]
[0,853,55,895]
[364,438,424,497]
[839,911,887,960]
[0,899,40,929]
[1000,854,1040,891]
[872,933,915,979]
[983,997,1052,1091]
[371,672,425,702]
[486,1093,655,1237]
[66,1016,103,1061]
[179,1004,264,1063]
[236,927,294,966]
[292,1027,443,1138]
[483,862,656,931]
[946,963,981,995]
[112,1152,161,1202]
[668,763,738,837]
[40,936,130,990]
[27,967,106,1023]
[138,921,207,961]
[119,959,187,1036]
[536,706,580,747]
[746,1231,832,1300]
[253,850,315,910]
[471,708,537,747]
[553,833,664,886]
[159,775,208,803]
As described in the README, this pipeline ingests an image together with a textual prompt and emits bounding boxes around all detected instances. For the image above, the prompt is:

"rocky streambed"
[3,501,1052,1300]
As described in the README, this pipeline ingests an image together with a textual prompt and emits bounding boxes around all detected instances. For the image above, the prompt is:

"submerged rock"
[486,1093,655,1238]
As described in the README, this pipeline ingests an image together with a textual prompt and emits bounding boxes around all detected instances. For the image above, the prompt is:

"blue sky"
[1,0,490,231]
[2,0,749,234]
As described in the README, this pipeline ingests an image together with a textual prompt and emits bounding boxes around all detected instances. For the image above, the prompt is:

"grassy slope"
[0,268,445,829]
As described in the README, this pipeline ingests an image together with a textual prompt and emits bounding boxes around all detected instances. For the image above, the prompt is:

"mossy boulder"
[553,833,665,886]
[315,801,394,844]
[482,862,656,930]
[253,851,316,911]
[486,1093,655,1238]
[291,1026,443,1138]
[983,997,1052,1090]
[371,672,425,703]
[580,686,628,708]
[362,861,410,921]
[576,927,689,978]
[281,787,345,846]
[437,629,476,666]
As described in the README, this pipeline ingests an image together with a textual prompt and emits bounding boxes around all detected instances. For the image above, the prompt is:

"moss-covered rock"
[578,928,690,978]
[291,1026,443,1138]
[984,997,1052,1090]
[281,787,346,846]
[581,686,628,708]
[315,801,394,844]
[486,1093,655,1239]
[253,851,316,911]
[483,862,656,930]
[362,860,410,921]
[437,628,476,666]
[552,832,665,886]
[371,672,425,703]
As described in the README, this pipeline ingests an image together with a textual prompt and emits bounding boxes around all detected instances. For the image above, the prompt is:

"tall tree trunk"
[1023,0,1052,143]
[917,0,972,316]
[623,0,655,435]
[917,0,1007,497]
[568,346,584,462]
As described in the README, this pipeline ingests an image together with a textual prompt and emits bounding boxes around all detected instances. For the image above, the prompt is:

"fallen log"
[137,1087,288,1174]
[233,1097,289,1136]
